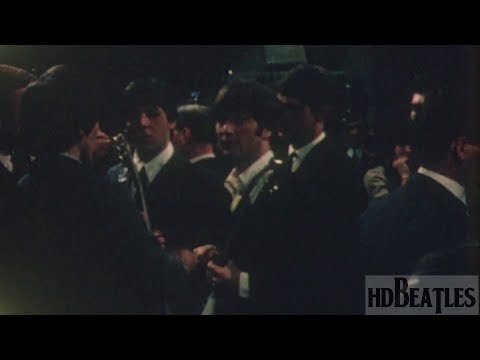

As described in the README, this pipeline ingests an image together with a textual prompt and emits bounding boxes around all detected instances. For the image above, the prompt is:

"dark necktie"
[135,166,149,210]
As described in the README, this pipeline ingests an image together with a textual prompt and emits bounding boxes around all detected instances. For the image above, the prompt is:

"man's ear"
[309,105,329,126]
[453,136,468,161]
[183,127,192,142]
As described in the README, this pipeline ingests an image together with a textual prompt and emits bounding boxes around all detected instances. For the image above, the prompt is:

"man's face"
[223,118,262,162]
[80,122,111,164]
[277,94,317,148]
[215,121,234,155]
[458,137,480,182]
[127,105,173,152]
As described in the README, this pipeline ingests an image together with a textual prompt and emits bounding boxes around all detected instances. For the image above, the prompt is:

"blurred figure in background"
[0,64,35,190]
[172,103,230,180]
[361,87,479,276]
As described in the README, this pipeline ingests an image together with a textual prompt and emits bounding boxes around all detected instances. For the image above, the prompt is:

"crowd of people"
[0,61,478,314]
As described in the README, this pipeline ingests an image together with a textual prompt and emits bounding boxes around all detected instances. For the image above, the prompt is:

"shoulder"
[165,152,195,174]
[413,242,480,275]
[17,173,33,189]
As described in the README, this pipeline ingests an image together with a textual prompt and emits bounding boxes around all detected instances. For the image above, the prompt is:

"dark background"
[0,45,476,133]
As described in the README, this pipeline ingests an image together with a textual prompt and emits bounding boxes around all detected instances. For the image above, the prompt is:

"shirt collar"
[225,150,274,196]
[347,147,363,160]
[0,152,13,173]
[60,152,82,164]
[190,153,216,164]
[133,142,174,183]
[293,131,326,162]
[417,166,466,206]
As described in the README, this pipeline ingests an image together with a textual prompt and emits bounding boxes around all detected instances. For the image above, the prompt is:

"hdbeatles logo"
[366,276,479,315]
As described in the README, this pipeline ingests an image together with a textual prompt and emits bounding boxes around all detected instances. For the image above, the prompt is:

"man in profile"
[10,65,166,314]
[361,87,479,276]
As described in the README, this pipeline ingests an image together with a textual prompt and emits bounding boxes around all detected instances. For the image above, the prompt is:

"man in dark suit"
[108,78,215,249]
[271,64,367,314]
[203,81,288,314]
[107,78,226,314]
[361,88,479,277]
[208,67,366,314]
[7,65,165,314]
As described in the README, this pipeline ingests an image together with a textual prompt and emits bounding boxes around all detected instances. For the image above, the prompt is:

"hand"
[392,156,410,185]
[92,130,112,162]
[152,229,166,249]
[175,248,199,274]
[393,145,412,185]
[207,260,241,291]
[392,155,410,185]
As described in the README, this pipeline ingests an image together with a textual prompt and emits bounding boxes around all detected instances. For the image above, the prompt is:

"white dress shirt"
[60,152,81,164]
[0,152,13,173]
[418,166,467,206]
[202,150,275,311]
[224,150,274,212]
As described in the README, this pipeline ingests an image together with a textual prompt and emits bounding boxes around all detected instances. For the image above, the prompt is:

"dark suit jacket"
[108,151,228,250]
[266,137,366,314]
[214,156,284,314]
[217,138,366,314]
[108,151,230,314]
[360,173,471,276]
[413,243,479,276]
[7,155,165,314]
[193,157,230,182]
